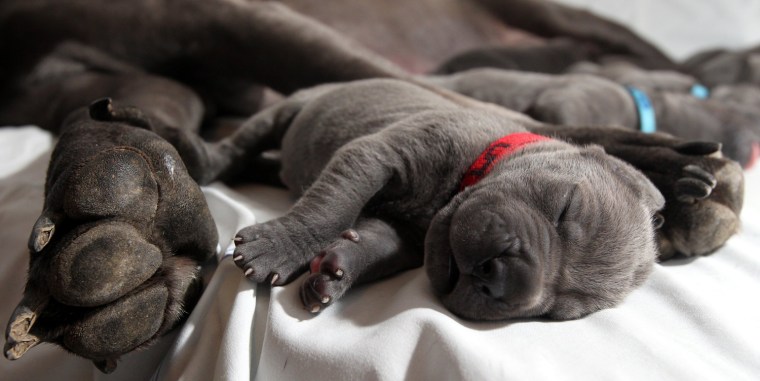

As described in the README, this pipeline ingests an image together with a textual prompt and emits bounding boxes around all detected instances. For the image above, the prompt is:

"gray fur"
[684,45,760,87]
[0,0,744,370]
[219,79,737,320]
[427,68,760,167]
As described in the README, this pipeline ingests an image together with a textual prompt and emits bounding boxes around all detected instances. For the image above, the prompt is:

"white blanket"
[1,124,759,381]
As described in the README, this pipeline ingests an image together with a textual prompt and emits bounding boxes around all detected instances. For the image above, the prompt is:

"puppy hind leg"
[204,86,332,184]
[299,217,423,314]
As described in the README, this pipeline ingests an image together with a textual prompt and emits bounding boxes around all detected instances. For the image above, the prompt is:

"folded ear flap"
[28,212,59,253]
[583,145,665,213]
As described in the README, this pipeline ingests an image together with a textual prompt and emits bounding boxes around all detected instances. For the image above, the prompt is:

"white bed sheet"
[1,122,759,381]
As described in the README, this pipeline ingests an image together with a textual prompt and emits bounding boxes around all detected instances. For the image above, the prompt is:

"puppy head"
[425,141,664,321]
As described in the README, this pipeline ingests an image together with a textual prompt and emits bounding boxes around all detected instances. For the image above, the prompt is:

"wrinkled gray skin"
[427,68,760,167]
[212,79,741,321]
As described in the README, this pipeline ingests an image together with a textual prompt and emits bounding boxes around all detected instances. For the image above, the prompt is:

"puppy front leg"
[233,138,404,285]
[299,217,423,313]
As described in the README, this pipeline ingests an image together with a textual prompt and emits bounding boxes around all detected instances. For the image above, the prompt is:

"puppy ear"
[584,145,665,213]
[28,211,60,253]
[424,191,470,294]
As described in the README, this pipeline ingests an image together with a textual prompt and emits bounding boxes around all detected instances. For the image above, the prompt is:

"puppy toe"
[317,230,364,279]
[299,273,337,314]
[232,220,313,285]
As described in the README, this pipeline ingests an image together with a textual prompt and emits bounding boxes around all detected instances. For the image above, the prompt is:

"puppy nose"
[472,258,507,299]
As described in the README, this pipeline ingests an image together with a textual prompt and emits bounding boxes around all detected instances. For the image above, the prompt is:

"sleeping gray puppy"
[426,68,760,168]
[191,78,742,320]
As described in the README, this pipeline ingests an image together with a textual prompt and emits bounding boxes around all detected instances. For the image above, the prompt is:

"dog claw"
[233,255,243,262]
[270,273,280,285]
[675,178,713,203]
[341,229,360,242]
[334,268,344,278]
[88,97,114,120]
[244,268,253,277]
[233,236,243,244]
[321,296,331,304]
[683,164,717,188]
[310,305,321,314]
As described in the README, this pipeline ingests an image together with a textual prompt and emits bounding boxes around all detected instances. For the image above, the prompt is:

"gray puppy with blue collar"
[206,79,742,319]
[426,68,760,168]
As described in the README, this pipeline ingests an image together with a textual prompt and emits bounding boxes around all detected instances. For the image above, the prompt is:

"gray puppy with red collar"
[208,79,742,319]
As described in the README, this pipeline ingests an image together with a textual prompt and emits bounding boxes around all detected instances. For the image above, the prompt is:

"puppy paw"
[232,218,316,285]
[299,229,361,313]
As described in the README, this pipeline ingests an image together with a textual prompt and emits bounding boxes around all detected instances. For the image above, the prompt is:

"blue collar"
[690,84,710,99]
[626,86,657,134]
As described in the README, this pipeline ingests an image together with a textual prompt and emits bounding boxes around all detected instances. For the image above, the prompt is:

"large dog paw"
[5,110,218,373]
[655,158,743,259]
[233,218,317,285]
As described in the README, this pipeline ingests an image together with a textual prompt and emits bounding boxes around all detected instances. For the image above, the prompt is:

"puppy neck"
[460,132,551,190]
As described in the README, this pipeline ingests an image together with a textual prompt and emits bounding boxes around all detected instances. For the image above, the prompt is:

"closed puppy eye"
[554,184,578,226]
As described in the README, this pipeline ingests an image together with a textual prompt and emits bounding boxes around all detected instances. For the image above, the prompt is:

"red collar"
[460,132,551,190]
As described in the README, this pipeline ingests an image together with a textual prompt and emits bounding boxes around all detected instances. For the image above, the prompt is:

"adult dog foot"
[4,102,218,372]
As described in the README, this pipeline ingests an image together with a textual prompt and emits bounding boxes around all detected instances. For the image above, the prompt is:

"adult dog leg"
[299,217,423,313]
[1,0,407,94]
[474,0,675,69]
